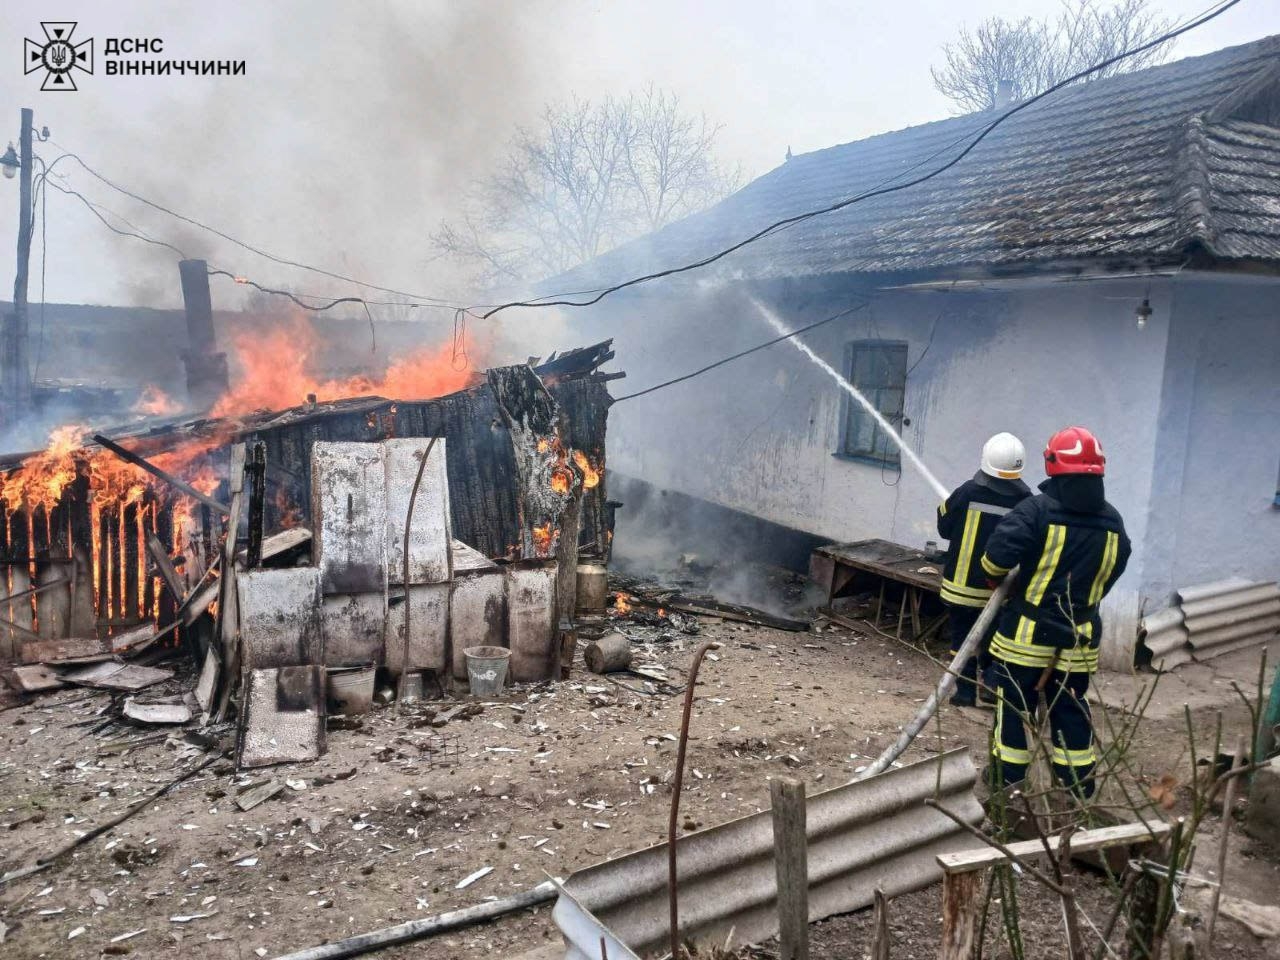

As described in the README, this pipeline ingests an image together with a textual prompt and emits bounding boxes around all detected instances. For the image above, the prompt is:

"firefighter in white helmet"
[936,433,1031,706]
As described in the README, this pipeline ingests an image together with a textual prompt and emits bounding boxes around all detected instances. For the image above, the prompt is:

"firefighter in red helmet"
[979,426,1131,798]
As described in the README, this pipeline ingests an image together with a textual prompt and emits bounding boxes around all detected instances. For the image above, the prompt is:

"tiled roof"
[551,36,1280,285]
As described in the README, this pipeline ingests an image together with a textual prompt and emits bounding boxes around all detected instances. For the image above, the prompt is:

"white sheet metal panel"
[311,442,389,595]
[385,583,450,675]
[321,592,386,667]
[559,749,983,960]
[507,561,557,683]
[451,567,506,680]
[384,438,452,585]
[239,665,325,768]
[237,567,323,669]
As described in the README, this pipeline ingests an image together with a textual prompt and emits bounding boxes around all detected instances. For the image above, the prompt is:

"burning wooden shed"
[0,340,619,692]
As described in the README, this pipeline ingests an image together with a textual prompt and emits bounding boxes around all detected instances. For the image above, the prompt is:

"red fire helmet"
[1043,426,1106,476]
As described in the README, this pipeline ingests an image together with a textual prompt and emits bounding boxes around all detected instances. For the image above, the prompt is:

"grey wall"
[575,274,1194,666]
[1145,275,1280,604]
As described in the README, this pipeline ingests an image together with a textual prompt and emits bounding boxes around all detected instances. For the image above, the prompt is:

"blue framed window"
[838,340,907,463]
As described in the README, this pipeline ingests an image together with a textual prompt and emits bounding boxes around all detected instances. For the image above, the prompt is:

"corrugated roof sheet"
[551,36,1280,286]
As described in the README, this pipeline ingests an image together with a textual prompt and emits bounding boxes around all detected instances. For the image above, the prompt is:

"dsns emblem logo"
[25,22,94,91]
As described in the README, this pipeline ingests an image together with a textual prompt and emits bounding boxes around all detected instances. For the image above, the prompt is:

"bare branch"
[434,87,739,287]
[932,0,1176,112]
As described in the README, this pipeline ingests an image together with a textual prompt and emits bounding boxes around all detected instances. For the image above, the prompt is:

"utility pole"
[2,107,34,426]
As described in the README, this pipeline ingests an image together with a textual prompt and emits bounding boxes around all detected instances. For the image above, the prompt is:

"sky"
[0,0,1276,315]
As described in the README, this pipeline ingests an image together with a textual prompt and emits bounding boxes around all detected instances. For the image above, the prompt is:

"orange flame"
[613,592,632,615]
[210,314,480,418]
[532,522,557,557]
[132,385,180,417]
[572,450,601,490]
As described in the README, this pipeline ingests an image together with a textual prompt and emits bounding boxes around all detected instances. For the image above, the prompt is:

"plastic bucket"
[327,665,376,716]
[464,646,511,696]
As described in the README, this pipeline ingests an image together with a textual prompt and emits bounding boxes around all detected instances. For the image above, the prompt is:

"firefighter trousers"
[990,660,1097,798]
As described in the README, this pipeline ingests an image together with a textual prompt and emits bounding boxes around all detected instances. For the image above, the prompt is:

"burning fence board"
[237,568,323,669]
[238,665,325,768]
[450,543,506,681]
[321,593,386,667]
[311,442,389,595]
[385,583,450,676]
[383,438,451,585]
[506,562,558,683]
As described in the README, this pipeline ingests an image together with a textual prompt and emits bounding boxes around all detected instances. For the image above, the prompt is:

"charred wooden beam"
[92,432,230,516]
[246,442,266,568]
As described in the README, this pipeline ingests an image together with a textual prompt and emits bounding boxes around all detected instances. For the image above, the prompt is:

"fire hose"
[856,567,1019,781]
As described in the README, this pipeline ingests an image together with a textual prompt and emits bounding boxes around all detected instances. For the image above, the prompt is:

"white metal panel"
[506,562,557,683]
[383,438,452,585]
[451,568,507,680]
[237,567,323,669]
[385,583,450,675]
[321,592,386,667]
[311,442,389,595]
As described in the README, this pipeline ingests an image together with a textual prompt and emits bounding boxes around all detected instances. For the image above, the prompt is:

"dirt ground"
[1,610,1277,959]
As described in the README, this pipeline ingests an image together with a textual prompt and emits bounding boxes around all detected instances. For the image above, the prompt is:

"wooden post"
[939,871,982,960]
[0,505,11,661]
[214,444,247,723]
[96,506,109,632]
[246,442,266,568]
[9,507,33,643]
[872,887,890,960]
[1206,738,1247,944]
[770,777,809,960]
[123,501,140,622]
[68,467,95,637]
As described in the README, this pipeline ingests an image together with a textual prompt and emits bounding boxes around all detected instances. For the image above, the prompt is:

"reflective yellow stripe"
[990,630,1056,668]
[941,589,988,608]
[1088,531,1119,605]
[953,508,981,589]
[1025,524,1066,607]
[941,578,992,599]
[938,501,948,517]
[981,554,1010,577]
[992,697,1031,764]
[1052,745,1097,768]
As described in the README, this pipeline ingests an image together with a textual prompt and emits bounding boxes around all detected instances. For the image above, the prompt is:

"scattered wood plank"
[9,664,64,693]
[20,636,105,663]
[146,532,186,604]
[937,821,1172,874]
[123,699,192,725]
[214,444,248,723]
[235,779,283,811]
[59,662,174,693]
[235,527,311,566]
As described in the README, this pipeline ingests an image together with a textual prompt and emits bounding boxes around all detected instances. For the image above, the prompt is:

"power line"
[478,0,1244,319]
[612,301,869,403]
[47,145,474,310]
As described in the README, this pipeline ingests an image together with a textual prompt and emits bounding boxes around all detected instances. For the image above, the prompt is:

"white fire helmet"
[980,432,1026,480]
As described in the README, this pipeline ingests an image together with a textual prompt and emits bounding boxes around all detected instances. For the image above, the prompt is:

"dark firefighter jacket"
[936,472,1032,608]
[980,476,1132,674]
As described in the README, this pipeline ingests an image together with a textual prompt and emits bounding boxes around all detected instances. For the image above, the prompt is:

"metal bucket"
[576,563,608,612]
[327,665,376,716]
[400,671,424,703]
[464,646,511,697]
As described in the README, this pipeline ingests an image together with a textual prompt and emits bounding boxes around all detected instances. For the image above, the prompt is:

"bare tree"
[932,0,1175,113]
[434,86,741,287]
